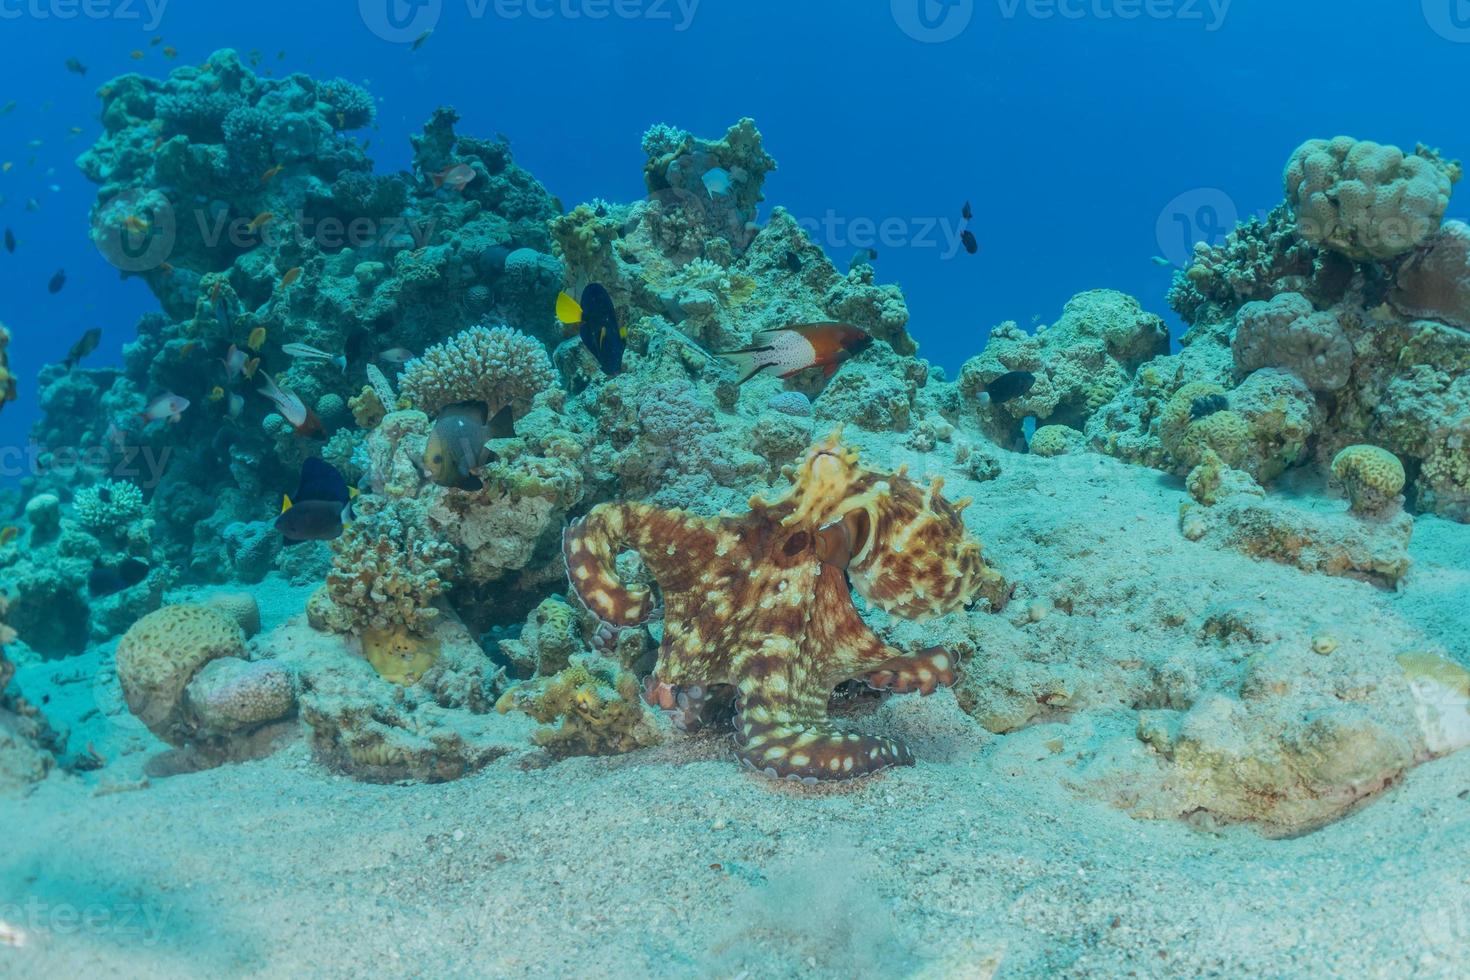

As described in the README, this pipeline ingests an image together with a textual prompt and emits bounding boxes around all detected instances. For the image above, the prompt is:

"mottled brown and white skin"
[563,433,1007,782]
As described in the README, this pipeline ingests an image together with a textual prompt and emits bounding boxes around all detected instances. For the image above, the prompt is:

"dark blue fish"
[558,283,625,376]
[985,371,1036,404]
[48,268,66,293]
[276,457,355,543]
[784,250,802,273]
[88,558,150,598]
[3,228,14,253]
[961,230,979,255]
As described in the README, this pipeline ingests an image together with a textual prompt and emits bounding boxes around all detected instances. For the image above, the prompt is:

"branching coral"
[325,498,457,637]
[1285,137,1459,261]
[400,324,556,416]
[73,480,146,531]
[496,654,661,757]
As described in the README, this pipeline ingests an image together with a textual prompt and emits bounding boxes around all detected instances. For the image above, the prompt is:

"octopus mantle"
[564,435,1005,782]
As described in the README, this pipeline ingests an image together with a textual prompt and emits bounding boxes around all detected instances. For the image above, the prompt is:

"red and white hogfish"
[717,323,872,384]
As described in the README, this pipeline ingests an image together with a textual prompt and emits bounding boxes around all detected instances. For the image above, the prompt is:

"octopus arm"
[563,503,721,627]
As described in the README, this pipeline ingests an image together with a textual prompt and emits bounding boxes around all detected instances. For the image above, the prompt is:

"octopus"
[563,432,1007,782]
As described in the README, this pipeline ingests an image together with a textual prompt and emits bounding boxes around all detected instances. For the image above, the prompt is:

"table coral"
[1285,137,1459,261]
[563,433,1006,782]
[496,654,662,758]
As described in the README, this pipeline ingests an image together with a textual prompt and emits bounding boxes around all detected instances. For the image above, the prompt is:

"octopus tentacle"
[564,503,722,627]
[865,647,958,696]
[733,698,913,782]
[643,679,732,733]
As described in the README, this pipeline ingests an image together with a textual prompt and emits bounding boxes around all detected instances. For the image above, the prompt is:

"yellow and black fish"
[557,283,625,376]
[276,458,357,543]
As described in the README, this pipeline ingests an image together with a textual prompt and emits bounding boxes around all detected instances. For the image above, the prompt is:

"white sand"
[3,451,1469,978]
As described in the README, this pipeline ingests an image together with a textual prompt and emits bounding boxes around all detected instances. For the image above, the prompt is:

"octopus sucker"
[562,434,1005,781]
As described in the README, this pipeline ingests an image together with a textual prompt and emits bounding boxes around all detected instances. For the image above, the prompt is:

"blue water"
[1,0,1466,458]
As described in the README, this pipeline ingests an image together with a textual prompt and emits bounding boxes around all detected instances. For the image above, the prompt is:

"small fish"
[1151,256,1175,268]
[423,401,515,492]
[162,46,178,59]
[378,348,414,365]
[130,50,144,60]
[208,385,225,403]
[0,101,14,116]
[159,261,175,276]
[221,344,247,380]
[848,248,877,272]
[122,213,149,234]
[63,327,101,370]
[784,251,802,273]
[246,211,275,234]
[25,199,39,213]
[258,371,321,436]
[260,163,284,183]
[279,266,302,289]
[282,342,346,373]
[431,163,476,192]
[243,357,260,380]
[65,57,88,75]
[983,371,1036,405]
[961,230,979,255]
[411,28,434,51]
[2,163,12,173]
[178,341,196,358]
[150,35,163,46]
[962,201,973,221]
[87,557,151,598]
[701,167,733,196]
[3,228,14,253]
[718,323,873,384]
[226,392,245,420]
[139,392,189,424]
[557,283,626,376]
[68,126,83,136]
[246,326,267,351]
[276,458,356,542]
[47,269,66,294]
[1190,393,1230,421]
[0,526,18,547]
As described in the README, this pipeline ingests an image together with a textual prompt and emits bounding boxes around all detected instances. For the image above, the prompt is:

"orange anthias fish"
[260,163,283,183]
[246,211,275,234]
[717,323,874,384]
[279,266,302,289]
[246,326,267,351]
[0,526,19,547]
[431,163,476,192]
[122,214,149,233]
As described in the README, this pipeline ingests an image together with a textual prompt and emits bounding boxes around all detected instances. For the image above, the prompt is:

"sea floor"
[3,452,1469,979]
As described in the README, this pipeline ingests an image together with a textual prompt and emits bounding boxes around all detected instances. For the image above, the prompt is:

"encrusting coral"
[563,432,1006,782]
[496,654,662,758]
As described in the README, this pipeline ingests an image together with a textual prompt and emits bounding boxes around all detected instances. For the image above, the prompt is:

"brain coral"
[1232,292,1352,392]
[400,324,556,416]
[1332,445,1406,516]
[116,604,246,745]
[1285,137,1458,261]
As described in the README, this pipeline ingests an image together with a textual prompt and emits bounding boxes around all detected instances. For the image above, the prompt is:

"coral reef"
[400,324,556,416]
[564,433,1005,781]
[322,497,457,638]
[496,654,662,757]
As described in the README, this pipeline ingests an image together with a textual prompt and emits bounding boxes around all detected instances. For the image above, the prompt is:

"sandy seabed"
[3,452,1469,979]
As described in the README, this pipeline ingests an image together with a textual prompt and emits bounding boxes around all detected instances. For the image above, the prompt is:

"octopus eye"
[783,531,810,556]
